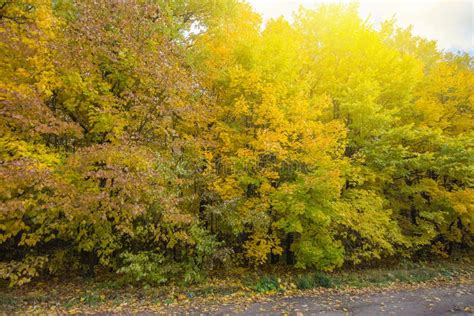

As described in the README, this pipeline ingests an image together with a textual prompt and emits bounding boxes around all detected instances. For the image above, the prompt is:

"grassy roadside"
[1,258,472,314]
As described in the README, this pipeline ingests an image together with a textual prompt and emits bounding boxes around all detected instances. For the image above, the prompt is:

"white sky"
[247,0,474,53]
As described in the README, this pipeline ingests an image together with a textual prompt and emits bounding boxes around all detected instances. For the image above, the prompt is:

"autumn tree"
[1,0,472,286]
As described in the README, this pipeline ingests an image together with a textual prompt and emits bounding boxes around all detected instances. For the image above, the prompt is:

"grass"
[296,272,333,289]
[329,260,471,288]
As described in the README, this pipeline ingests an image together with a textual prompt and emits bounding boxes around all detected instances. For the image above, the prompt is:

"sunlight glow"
[247,0,474,53]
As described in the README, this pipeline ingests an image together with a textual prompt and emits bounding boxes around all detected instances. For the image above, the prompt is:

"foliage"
[252,275,282,293]
[116,252,171,286]
[0,255,48,287]
[0,0,472,286]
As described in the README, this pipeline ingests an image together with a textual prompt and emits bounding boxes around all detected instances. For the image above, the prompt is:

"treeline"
[0,0,472,286]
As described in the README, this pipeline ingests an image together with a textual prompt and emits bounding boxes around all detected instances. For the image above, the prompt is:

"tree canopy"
[1,0,472,286]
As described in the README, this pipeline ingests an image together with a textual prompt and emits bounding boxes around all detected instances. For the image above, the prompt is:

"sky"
[247,0,474,54]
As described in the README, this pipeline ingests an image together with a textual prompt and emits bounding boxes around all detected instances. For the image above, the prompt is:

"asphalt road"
[171,284,473,315]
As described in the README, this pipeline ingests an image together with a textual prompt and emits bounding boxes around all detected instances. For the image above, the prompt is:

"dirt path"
[165,284,473,315]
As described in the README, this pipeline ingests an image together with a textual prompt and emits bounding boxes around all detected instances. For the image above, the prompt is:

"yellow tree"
[196,6,346,267]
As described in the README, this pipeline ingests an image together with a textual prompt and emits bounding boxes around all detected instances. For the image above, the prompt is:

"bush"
[116,251,173,286]
[252,275,281,293]
[0,255,49,287]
